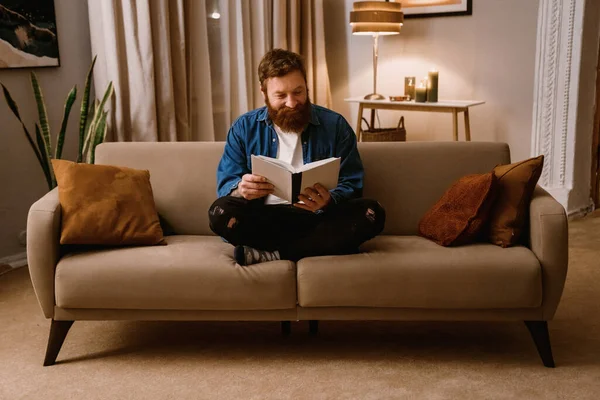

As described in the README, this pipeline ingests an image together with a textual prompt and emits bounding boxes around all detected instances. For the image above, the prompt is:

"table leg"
[356,104,364,142]
[452,109,459,141]
[464,108,471,141]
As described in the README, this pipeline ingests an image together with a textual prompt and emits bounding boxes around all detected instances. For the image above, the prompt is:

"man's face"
[262,70,311,133]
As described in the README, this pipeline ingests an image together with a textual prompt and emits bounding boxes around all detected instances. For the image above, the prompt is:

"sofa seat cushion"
[55,236,297,310]
[297,236,542,309]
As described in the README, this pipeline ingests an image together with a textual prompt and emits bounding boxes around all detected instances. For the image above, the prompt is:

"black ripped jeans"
[208,196,386,262]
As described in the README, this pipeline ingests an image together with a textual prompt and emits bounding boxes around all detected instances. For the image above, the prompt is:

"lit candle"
[404,76,416,100]
[415,81,427,103]
[427,69,439,103]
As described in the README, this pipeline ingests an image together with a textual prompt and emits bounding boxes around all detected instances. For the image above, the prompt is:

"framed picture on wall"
[403,0,473,19]
[0,0,60,68]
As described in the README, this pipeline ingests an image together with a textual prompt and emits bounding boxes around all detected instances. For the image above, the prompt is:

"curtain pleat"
[270,0,330,106]
[186,1,215,141]
[88,0,215,142]
[87,0,330,143]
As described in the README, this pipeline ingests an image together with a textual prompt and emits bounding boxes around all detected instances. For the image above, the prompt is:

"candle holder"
[404,77,415,100]
[427,69,439,103]
[415,82,427,103]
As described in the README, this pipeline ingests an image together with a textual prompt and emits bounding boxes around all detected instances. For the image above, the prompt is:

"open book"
[251,155,341,203]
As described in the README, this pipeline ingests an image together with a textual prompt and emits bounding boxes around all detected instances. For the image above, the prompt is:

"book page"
[254,155,296,173]
[251,155,293,202]
[298,157,340,193]
[297,157,340,173]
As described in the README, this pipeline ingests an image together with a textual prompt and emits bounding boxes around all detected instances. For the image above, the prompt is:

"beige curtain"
[87,0,215,142]
[211,0,332,139]
[87,0,331,142]
[273,0,332,108]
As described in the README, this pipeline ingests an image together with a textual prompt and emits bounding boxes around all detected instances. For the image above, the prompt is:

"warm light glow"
[210,12,220,19]
[352,30,402,36]
[402,0,462,7]
[350,1,404,35]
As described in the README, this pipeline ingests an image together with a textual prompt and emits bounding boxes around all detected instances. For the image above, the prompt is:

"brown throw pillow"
[418,173,498,246]
[51,159,164,246]
[488,155,544,247]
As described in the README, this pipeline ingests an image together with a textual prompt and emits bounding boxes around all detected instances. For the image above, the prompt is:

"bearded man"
[209,49,385,266]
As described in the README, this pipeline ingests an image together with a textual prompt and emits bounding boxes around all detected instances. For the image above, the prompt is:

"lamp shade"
[350,1,404,35]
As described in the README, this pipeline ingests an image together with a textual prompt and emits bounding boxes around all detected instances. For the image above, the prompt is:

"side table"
[345,97,485,142]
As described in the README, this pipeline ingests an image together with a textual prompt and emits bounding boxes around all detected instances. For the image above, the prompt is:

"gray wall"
[325,0,539,163]
[0,0,91,259]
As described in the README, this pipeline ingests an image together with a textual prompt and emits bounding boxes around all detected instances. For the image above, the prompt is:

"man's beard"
[266,97,312,133]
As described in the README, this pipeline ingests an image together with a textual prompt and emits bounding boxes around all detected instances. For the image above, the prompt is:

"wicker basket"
[361,116,406,142]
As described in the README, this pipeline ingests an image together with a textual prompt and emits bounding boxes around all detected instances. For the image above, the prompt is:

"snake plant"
[1,55,114,190]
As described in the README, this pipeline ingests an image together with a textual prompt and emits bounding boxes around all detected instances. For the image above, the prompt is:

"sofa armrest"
[528,185,568,320]
[27,187,61,319]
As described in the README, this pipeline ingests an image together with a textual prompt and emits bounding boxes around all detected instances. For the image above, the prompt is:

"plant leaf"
[101,111,109,143]
[2,83,22,120]
[82,99,99,161]
[98,81,114,114]
[89,110,108,164]
[79,101,96,162]
[2,83,49,186]
[55,85,77,159]
[35,123,54,190]
[30,72,53,161]
[83,81,112,162]
[78,55,97,162]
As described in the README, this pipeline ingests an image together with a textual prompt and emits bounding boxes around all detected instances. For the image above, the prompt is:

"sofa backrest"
[96,142,224,235]
[95,141,510,236]
[359,142,510,234]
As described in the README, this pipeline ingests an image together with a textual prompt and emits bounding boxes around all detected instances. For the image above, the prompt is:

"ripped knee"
[209,205,225,216]
[363,201,386,233]
[208,205,239,233]
[365,207,377,223]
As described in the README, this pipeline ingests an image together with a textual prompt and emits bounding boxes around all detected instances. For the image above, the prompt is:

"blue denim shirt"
[216,104,364,205]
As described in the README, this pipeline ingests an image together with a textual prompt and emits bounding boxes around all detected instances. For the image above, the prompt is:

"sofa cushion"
[51,159,164,246]
[55,236,297,310]
[489,155,545,247]
[418,173,498,246]
[297,236,542,309]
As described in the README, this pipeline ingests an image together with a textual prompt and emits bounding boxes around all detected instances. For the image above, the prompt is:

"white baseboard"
[0,252,28,273]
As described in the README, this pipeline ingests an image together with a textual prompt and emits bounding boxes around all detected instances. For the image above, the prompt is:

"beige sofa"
[27,141,568,367]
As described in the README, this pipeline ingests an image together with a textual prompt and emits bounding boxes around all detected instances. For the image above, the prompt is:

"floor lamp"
[350,1,404,100]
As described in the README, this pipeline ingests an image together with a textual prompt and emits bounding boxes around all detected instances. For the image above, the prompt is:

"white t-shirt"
[264,124,303,205]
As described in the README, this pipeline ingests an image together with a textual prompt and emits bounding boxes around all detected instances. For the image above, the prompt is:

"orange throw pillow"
[51,159,164,246]
[418,173,498,246]
[488,155,544,247]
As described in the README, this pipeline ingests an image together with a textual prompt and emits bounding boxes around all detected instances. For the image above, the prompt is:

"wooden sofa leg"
[281,321,291,336]
[43,320,74,366]
[309,320,319,335]
[524,321,555,368]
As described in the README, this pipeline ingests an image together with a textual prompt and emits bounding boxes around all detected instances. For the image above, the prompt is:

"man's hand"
[233,174,274,200]
[294,183,331,212]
